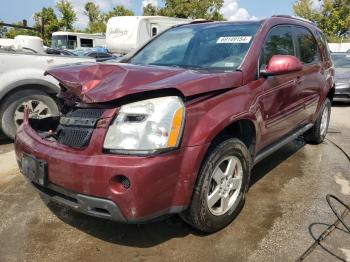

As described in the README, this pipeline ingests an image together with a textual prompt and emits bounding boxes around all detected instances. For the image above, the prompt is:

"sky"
[0,0,297,29]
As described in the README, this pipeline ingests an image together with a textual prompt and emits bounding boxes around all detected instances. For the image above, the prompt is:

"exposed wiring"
[298,138,350,261]
[298,195,350,261]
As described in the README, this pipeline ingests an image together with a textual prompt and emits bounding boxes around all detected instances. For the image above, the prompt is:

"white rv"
[51,32,106,50]
[106,16,191,54]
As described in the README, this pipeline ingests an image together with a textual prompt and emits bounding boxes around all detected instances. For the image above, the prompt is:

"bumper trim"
[32,182,127,222]
[31,182,188,223]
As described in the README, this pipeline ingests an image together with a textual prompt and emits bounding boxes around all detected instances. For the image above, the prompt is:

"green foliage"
[105,5,135,21]
[293,0,350,42]
[143,4,158,16]
[84,2,105,33]
[56,0,77,31]
[33,7,59,45]
[157,0,224,20]
[2,0,228,44]
[83,4,134,33]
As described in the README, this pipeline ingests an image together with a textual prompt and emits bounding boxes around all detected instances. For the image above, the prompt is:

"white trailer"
[106,16,191,54]
[51,32,106,50]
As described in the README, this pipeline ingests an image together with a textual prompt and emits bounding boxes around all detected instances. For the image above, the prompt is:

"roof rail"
[190,19,213,24]
[272,15,316,25]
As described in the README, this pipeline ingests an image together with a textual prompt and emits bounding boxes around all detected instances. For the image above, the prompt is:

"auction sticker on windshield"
[217,36,252,44]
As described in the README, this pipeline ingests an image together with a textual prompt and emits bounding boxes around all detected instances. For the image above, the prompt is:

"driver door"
[259,25,304,148]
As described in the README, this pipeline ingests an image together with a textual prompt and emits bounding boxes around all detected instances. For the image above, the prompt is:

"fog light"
[110,175,131,193]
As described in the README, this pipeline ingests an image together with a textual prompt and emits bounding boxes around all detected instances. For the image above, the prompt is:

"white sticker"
[225,62,235,67]
[217,36,252,44]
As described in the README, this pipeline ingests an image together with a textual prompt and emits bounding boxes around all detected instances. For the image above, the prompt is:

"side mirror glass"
[260,55,303,76]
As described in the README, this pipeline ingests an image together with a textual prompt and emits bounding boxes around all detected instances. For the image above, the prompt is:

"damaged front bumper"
[14,109,206,223]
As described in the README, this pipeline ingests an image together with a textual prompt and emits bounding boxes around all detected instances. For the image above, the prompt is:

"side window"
[295,27,320,64]
[152,27,158,37]
[80,38,93,48]
[260,26,295,69]
[67,35,77,49]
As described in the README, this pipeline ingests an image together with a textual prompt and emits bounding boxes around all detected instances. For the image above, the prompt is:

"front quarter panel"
[182,81,263,150]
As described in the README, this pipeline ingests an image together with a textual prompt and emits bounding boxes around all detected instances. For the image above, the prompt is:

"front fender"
[182,85,261,148]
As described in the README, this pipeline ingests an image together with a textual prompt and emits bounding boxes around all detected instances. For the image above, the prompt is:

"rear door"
[259,25,304,147]
[293,26,323,121]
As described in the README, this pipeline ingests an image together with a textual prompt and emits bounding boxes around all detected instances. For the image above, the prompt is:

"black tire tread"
[181,138,252,233]
[304,98,331,144]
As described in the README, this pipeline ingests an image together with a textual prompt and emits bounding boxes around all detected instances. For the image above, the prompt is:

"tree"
[56,0,77,31]
[143,3,158,16]
[33,7,59,45]
[84,2,105,33]
[157,0,224,20]
[293,0,350,42]
[105,5,135,22]
[85,2,101,23]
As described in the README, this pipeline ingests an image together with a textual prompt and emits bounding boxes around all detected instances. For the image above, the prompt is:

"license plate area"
[22,154,48,186]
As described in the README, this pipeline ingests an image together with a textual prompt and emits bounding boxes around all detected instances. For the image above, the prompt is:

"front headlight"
[103,96,185,154]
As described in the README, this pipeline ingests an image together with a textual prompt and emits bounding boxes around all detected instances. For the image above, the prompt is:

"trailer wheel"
[0,90,59,139]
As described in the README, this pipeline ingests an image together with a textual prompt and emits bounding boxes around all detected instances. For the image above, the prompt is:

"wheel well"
[210,119,256,158]
[0,84,57,106]
[327,87,335,102]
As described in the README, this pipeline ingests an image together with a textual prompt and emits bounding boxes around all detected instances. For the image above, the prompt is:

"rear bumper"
[15,121,208,223]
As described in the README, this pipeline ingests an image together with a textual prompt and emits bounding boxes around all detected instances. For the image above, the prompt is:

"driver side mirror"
[260,55,303,77]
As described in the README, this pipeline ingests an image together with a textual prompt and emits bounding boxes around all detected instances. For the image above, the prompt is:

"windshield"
[332,54,350,68]
[51,35,77,49]
[129,22,261,71]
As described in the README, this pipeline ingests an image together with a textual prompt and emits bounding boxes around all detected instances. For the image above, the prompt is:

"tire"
[304,98,331,144]
[0,89,59,139]
[181,138,252,233]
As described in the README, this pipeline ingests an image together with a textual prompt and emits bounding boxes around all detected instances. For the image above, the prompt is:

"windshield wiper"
[149,63,204,70]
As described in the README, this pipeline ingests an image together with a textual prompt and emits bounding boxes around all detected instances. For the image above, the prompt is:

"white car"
[0,49,93,138]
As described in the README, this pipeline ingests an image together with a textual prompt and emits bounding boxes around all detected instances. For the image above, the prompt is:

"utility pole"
[41,16,45,39]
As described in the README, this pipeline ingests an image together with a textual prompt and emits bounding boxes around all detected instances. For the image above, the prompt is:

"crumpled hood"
[46,62,243,103]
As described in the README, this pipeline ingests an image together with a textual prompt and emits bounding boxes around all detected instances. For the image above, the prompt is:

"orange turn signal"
[167,108,184,147]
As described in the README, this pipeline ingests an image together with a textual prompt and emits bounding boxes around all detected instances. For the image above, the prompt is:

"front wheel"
[0,90,59,139]
[304,98,331,144]
[181,138,251,233]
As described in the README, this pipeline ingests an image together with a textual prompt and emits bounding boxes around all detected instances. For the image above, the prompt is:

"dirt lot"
[0,105,349,262]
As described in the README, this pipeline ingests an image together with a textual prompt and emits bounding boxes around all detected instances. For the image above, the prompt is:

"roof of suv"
[187,15,320,31]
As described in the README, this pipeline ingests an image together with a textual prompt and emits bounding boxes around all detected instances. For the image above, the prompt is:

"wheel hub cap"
[14,100,52,127]
[207,156,243,216]
[320,106,329,137]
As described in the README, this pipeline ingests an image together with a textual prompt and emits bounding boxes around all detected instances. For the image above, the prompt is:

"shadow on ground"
[45,138,306,248]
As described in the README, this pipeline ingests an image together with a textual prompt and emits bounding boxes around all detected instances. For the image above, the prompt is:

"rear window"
[316,31,331,61]
[295,26,320,64]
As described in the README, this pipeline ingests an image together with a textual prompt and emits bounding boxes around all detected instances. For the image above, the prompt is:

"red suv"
[15,16,334,232]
